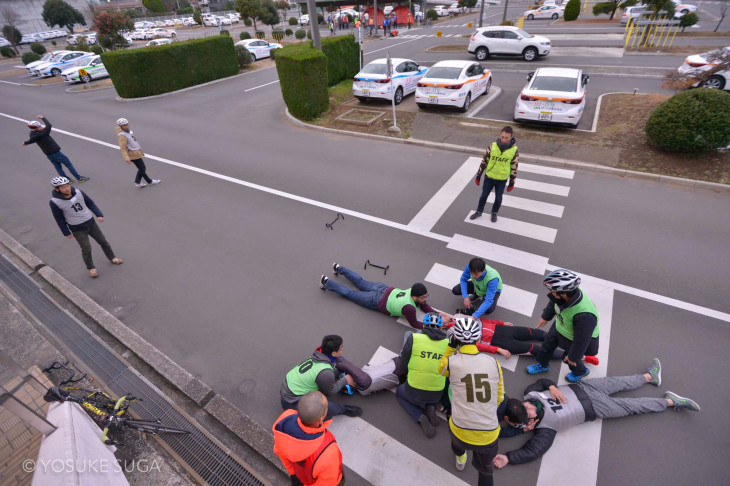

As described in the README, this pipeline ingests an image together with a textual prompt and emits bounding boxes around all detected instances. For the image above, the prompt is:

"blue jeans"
[47,151,82,180]
[476,177,508,214]
[325,266,388,310]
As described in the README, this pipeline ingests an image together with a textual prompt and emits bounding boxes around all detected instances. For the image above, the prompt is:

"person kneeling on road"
[396,312,449,438]
[494,358,699,469]
[281,335,362,419]
[321,262,447,330]
[453,257,503,318]
[273,391,345,486]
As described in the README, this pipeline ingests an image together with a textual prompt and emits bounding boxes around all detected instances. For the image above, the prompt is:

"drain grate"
[0,255,266,486]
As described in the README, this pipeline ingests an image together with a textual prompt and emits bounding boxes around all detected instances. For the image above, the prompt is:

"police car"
[234,39,282,61]
[353,58,428,104]
[415,60,492,112]
[25,52,63,75]
[33,51,93,77]
[513,67,588,129]
[60,55,108,83]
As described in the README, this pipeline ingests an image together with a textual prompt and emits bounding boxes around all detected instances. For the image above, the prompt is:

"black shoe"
[77,176,90,183]
[320,275,328,290]
[332,262,342,275]
[344,405,362,417]
[419,414,436,438]
[425,404,438,426]
[469,211,482,220]
[491,213,498,222]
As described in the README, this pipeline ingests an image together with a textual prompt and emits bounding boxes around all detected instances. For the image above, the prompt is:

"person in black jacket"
[493,358,699,469]
[23,115,89,183]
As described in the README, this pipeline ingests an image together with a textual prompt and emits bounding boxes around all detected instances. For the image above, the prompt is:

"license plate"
[362,89,369,96]
[428,96,438,104]
[534,102,555,110]
[538,113,552,121]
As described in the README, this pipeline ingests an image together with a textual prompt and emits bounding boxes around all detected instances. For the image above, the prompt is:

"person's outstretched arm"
[472,278,500,319]
[503,428,557,465]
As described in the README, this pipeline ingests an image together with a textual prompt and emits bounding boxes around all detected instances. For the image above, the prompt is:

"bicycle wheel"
[124,419,190,435]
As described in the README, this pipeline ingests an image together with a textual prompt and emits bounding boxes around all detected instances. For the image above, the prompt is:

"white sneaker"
[150,179,161,185]
[455,453,467,471]
[135,182,148,188]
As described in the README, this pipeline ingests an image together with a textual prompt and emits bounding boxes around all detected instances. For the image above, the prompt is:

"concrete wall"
[0,0,94,36]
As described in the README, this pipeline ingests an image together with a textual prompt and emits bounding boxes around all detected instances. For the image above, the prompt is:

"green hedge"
[22,52,41,64]
[101,36,238,98]
[320,34,359,87]
[564,0,581,20]
[275,43,329,121]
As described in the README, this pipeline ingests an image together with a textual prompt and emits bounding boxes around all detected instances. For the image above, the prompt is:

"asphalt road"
[1,17,728,486]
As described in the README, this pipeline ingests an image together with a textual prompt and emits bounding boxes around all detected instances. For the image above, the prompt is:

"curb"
[0,227,285,473]
[284,109,730,192]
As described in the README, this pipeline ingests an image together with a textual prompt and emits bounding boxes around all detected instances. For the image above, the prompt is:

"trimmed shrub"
[275,43,328,120]
[65,45,76,51]
[272,29,285,41]
[234,43,252,67]
[240,31,252,40]
[255,30,265,39]
[592,2,616,15]
[426,9,439,20]
[244,17,253,26]
[645,89,730,153]
[270,47,277,60]
[30,42,47,55]
[306,29,312,39]
[220,29,230,36]
[500,20,514,25]
[52,40,57,46]
[91,44,104,54]
[295,28,306,40]
[320,34,359,86]
[22,52,42,64]
[102,36,238,98]
[0,46,16,58]
[317,13,323,23]
[679,12,698,31]
[285,28,293,36]
[564,0,581,20]
[288,16,298,25]
[75,40,90,52]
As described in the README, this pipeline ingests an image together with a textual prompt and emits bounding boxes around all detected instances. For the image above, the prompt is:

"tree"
[591,0,636,19]
[2,25,22,54]
[193,8,202,24]
[563,0,581,20]
[94,11,133,49]
[259,0,281,28]
[236,0,263,31]
[142,0,165,14]
[1,6,23,53]
[679,11,698,31]
[715,0,727,32]
[42,0,86,33]
[664,47,730,91]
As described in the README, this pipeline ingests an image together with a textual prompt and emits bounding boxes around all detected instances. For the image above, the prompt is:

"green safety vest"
[285,357,333,396]
[473,266,503,298]
[407,333,448,391]
[554,289,600,340]
[486,142,517,181]
[385,287,416,317]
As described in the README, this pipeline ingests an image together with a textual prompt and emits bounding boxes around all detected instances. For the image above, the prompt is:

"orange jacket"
[272,409,343,485]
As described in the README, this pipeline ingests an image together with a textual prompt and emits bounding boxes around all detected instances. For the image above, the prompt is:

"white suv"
[468,26,551,62]
[434,5,449,16]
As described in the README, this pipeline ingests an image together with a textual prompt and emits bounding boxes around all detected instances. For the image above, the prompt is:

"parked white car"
[85,33,97,45]
[671,0,697,15]
[352,57,428,104]
[25,52,58,74]
[149,28,177,38]
[235,39,282,61]
[217,16,232,26]
[60,55,108,83]
[33,51,93,77]
[226,13,240,23]
[468,26,551,62]
[524,5,564,19]
[677,47,730,90]
[0,36,10,47]
[415,60,492,112]
[449,3,467,14]
[203,16,220,26]
[513,67,589,129]
[434,5,449,16]
[20,33,44,44]
[299,14,310,25]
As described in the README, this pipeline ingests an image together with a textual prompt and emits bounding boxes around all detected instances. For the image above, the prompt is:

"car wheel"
[51,68,61,77]
[702,75,726,90]
[171,33,176,37]
[251,53,257,61]
[484,78,492,96]
[417,103,428,109]
[523,47,538,62]
[81,74,91,83]
[552,13,559,19]
[460,93,471,113]
[475,46,489,61]
[681,8,689,13]
[394,86,404,105]
[527,14,534,19]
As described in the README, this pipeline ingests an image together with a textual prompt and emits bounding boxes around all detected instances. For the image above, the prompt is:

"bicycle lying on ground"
[44,386,190,446]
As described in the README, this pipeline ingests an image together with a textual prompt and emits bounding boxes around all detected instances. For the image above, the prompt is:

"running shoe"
[566,368,590,383]
[333,262,342,275]
[77,176,90,183]
[526,363,550,375]
[647,358,661,386]
[455,452,467,471]
[425,404,438,426]
[150,179,161,185]
[665,392,700,412]
[320,275,328,290]
[135,182,148,188]
[418,415,436,438]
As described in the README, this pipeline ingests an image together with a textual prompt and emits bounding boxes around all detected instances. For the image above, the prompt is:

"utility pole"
[374,0,379,34]
[502,0,510,23]
[306,0,320,49]
[478,0,486,26]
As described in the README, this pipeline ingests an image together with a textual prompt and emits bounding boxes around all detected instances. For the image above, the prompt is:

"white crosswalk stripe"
[448,234,550,274]
[465,212,558,243]
[515,178,571,197]
[520,163,575,179]
[485,193,564,217]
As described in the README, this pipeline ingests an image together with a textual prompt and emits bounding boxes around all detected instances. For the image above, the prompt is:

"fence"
[624,17,680,51]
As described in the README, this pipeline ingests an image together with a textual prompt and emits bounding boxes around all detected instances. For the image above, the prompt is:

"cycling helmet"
[28,120,42,128]
[543,269,581,293]
[116,118,129,126]
[51,176,70,187]
[423,312,443,328]
[452,316,482,344]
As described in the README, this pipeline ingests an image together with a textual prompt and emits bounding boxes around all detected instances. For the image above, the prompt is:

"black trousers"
[535,324,599,374]
[131,158,152,184]
[451,281,500,315]
[450,431,498,486]
[71,220,115,269]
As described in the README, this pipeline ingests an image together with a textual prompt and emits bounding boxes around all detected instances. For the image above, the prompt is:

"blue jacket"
[459,264,501,319]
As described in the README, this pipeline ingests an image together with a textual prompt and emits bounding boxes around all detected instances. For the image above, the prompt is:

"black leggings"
[131,158,152,184]
[490,326,562,359]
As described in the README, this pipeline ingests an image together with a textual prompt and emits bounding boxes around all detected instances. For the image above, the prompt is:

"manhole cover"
[238,379,255,395]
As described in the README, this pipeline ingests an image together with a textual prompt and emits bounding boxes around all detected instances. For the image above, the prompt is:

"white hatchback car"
[469,26,551,62]
[235,39,282,61]
[514,67,589,128]
[415,60,492,112]
[677,47,730,90]
[352,58,428,104]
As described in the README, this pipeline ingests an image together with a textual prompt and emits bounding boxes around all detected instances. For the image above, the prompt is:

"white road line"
[519,163,574,180]
[465,213,558,243]
[516,178,571,197]
[364,38,421,55]
[0,80,22,86]
[1,112,727,324]
[408,156,481,232]
[485,193,564,218]
[244,79,279,92]
[425,263,538,317]
[448,233,549,275]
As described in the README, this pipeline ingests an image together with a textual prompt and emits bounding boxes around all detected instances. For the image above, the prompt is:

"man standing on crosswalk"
[452,257,502,317]
[470,126,519,223]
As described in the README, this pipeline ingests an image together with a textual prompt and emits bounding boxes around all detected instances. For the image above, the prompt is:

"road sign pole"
[306,0,321,49]
[386,50,400,133]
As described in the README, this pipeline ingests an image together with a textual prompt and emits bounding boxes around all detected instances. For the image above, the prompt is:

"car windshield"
[78,57,94,67]
[361,63,388,75]
[515,28,533,38]
[425,67,462,79]
[531,75,578,92]
[51,53,66,61]
[39,53,53,61]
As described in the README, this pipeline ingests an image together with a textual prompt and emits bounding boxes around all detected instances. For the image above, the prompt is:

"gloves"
[507,178,515,192]
[448,334,462,348]
[474,176,480,186]
[290,475,303,486]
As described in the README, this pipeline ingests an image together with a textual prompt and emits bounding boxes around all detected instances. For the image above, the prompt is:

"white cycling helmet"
[51,176,70,187]
[28,120,42,128]
[543,269,581,293]
[116,118,129,126]
[452,316,482,344]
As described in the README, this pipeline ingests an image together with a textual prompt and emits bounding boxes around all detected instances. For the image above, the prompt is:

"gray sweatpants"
[579,374,668,419]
